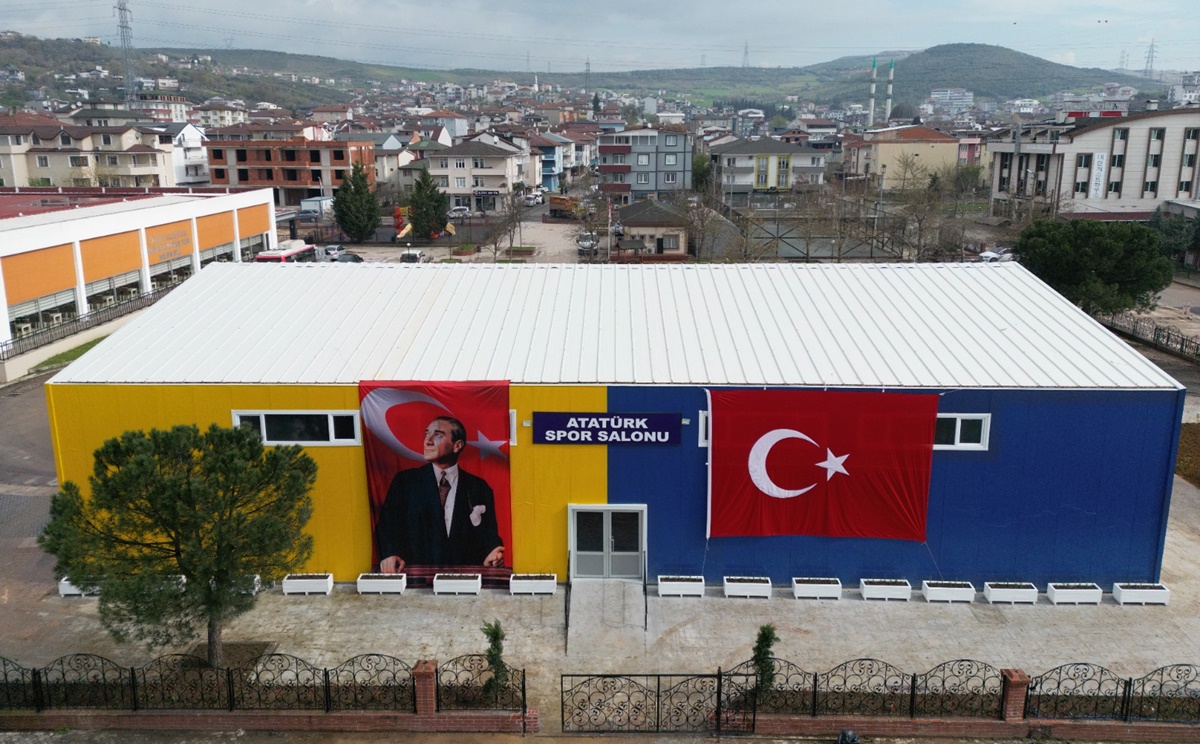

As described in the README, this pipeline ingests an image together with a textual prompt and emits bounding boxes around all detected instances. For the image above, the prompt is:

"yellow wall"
[509,386,608,577]
[197,212,235,250]
[80,231,141,283]
[145,221,194,266]
[46,383,372,580]
[236,205,270,237]
[2,244,74,305]
[46,382,613,581]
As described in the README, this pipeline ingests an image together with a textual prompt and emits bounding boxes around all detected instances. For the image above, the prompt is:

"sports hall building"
[45,262,1184,589]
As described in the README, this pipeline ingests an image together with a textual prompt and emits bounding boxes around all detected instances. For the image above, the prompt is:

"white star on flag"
[470,429,509,461]
[816,449,849,481]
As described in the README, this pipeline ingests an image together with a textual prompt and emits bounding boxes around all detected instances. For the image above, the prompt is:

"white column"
[137,227,149,295]
[0,257,11,344]
[189,217,201,274]
[72,239,87,317]
[231,208,243,261]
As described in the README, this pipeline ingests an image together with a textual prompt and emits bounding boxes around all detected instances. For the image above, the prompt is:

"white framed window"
[438,158,448,168]
[455,158,466,169]
[473,158,485,168]
[664,172,677,184]
[107,155,119,166]
[36,155,49,168]
[473,176,484,187]
[665,153,677,166]
[233,410,361,446]
[933,414,990,450]
[636,172,649,184]
[455,177,466,188]
[665,135,677,146]
[438,176,449,187]
[69,155,88,167]
[101,134,112,146]
[60,133,71,146]
[637,153,649,166]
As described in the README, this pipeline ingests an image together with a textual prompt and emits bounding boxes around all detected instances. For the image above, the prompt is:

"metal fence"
[1028,663,1200,723]
[1099,312,1200,362]
[436,653,526,712]
[724,657,1003,720]
[561,671,756,734]
[0,652,415,713]
[0,285,176,362]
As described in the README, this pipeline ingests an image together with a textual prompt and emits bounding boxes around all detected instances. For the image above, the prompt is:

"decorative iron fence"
[0,285,177,362]
[0,652,415,713]
[1029,663,1200,724]
[1098,312,1200,362]
[560,671,756,734]
[436,653,525,712]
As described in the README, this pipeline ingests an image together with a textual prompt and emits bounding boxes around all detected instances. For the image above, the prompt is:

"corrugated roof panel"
[50,263,1183,391]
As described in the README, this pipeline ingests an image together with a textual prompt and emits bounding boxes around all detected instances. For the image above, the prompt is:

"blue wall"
[606,386,1184,587]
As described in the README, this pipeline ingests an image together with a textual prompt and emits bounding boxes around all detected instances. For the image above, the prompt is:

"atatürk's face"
[423,420,463,466]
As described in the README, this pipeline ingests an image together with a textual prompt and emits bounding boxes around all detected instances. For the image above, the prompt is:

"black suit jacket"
[375,463,503,567]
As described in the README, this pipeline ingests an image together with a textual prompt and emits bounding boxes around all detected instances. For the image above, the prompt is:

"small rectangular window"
[665,153,677,166]
[1108,181,1121,193]
[1185,154,1197,167]
[1114,128,1128,141]
[665,135,677,146]
[1111,154,1124,168]
[1145,180,1158,194]
[1181,181,1193,193]
[233,411,360,446]
[1151,128,1165,141]
[637,172,649,184]
[1148,154,1161,167]
[1076,153,1092,167]
[1187,129,1199,141]
[933,414,990,450]
[1074,181,1087,194]
[101,134,112,146]
[60,133,71,146]
[36,155,48,168]
[665,172,677,184]
[637,153,649,166]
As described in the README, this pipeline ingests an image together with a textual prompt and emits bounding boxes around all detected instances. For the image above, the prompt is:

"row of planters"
[0,623,523,715]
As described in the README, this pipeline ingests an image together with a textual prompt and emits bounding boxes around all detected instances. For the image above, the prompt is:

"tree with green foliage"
[1148,207,1195,263]
[332,162,381,243]
[692,153,712,194]
[752,624,778,703]
[39,424,317,668]
[481,619,509,696]
[408,167,450,241]
[1014,219,1174,315]
[592,91,601,116]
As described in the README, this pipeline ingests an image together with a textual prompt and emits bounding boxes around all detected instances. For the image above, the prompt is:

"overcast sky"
[3,0,1198,75]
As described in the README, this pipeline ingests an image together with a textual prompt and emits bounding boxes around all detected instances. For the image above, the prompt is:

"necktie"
[438,472,450,509]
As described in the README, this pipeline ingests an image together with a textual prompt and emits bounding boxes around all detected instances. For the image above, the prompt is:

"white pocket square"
[470,505,486,527]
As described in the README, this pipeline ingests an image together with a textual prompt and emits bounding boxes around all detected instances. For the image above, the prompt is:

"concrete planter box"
[860,579,912,601]
[921,580,976,603]
[723,576,773,599]
[510,573,556,595]
[791,577,842,600]
[1113,582,1170,605]
[433,573,482,595]
[357,573,407,594]
[57,578,98,597]
[281,573,334,595]
[983,582,1039,604]
[658,575,705,597]
[1047,582,1103,605]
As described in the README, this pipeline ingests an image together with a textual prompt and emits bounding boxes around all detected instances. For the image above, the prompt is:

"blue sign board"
[533,412,682,445]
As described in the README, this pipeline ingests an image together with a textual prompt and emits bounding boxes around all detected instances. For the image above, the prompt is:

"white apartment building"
[0,121,175,189]
[989,108,1200,218]
[427,141,522,212]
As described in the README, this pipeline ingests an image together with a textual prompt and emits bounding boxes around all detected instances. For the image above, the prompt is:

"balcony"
[599,145,632,155]
[600,183,631,193]
[599,164,632,173]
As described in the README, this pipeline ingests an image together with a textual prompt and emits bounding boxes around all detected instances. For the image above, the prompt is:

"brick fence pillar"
[1001,668,1031,722]
[413,659,438,716]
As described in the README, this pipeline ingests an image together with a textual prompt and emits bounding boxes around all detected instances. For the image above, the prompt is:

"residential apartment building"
[596,125,693,205]
[131,91,195,124]
[196,101,248,129]
[0,117,175,188]
[529,133,567,192]
[152,122,209,185]
[988,108,1200,218]
[841,125,960,190]
[709,138,825,206]
[206,139,375,206]
[930,88,975,113]
[427,141,522,213]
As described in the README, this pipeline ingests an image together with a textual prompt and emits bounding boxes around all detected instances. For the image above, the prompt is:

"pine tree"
[39,424,316,668]
[332,161,381,243]
[408,167,451,241]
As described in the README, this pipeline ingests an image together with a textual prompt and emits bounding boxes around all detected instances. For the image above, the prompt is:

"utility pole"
[742,42,750,68]
[584,57,591,95]
[116,0,137,106]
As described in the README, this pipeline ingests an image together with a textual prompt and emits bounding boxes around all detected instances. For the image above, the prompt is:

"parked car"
[399,249,430,263]
[336,252,364,263]
[576,232,599,257]
[979,248,1014,263]
[324,244,345,261]
[296,209,321,222]
[448,206,471,220]
[523,194,540,207]
[612,222,624,237]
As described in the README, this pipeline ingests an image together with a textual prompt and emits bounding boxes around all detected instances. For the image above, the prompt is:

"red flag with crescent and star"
[707,389,938,541]
[359,381,512,568]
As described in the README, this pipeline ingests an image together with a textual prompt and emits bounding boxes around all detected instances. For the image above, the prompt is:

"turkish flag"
[707,389,938,541]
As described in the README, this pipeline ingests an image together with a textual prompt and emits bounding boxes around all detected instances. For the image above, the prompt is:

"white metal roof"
[50,262,1183,390]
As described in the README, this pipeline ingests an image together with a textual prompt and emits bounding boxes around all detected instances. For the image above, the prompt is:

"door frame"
[567,503,648,582]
